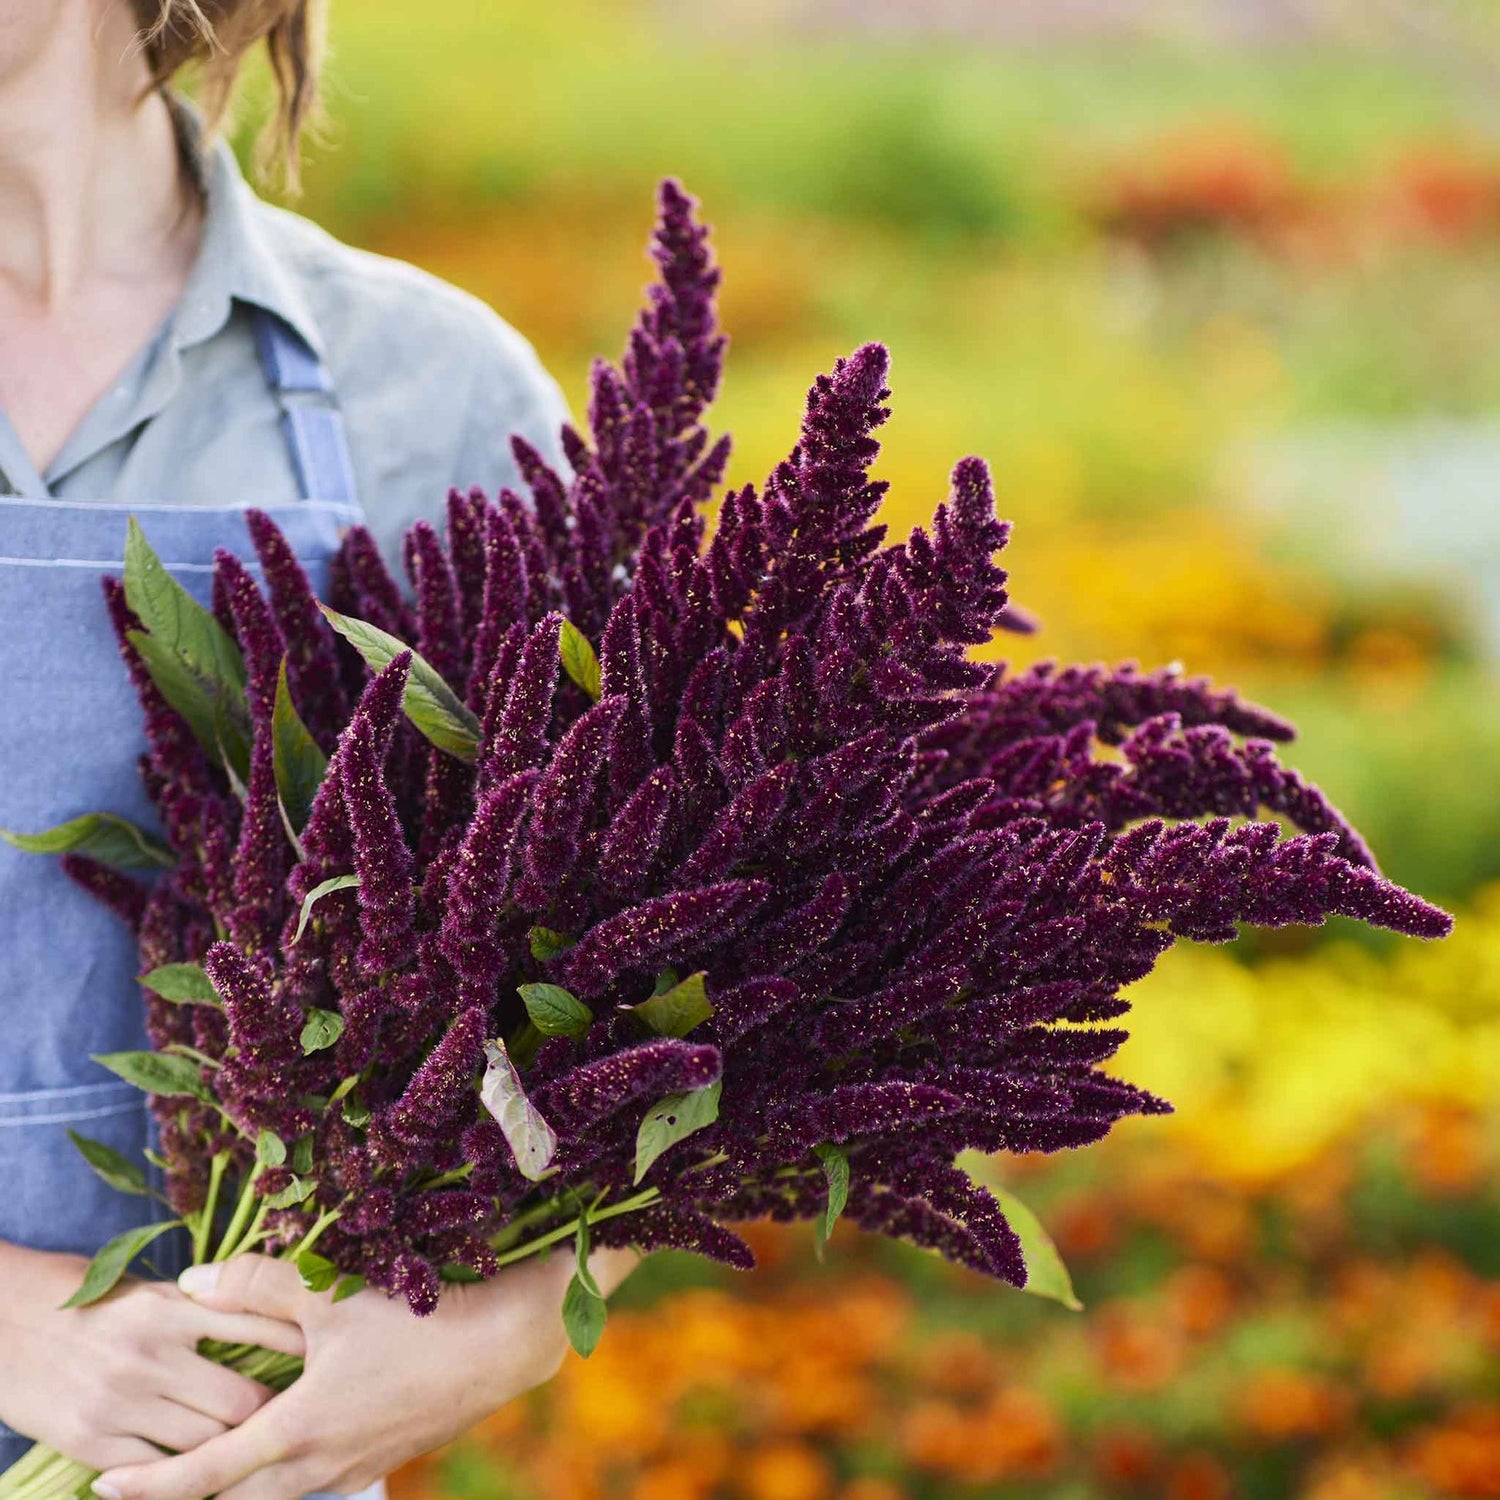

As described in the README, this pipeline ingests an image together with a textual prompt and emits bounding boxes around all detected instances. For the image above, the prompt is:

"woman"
[0,3,636,1498]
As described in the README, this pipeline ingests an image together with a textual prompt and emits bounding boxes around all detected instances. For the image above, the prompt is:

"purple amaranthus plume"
[48,177,1449,1337]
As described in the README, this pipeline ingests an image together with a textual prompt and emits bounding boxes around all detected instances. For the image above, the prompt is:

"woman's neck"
[0,1,200,310]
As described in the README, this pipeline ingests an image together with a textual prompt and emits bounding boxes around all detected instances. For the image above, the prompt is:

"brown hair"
[132,0,327,188]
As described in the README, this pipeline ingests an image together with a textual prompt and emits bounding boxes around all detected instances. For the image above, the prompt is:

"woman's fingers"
[176,1257,310,1324]
[125,1399,230,1456]
[212,1461,323,1500]
[176,1298,308,1359]
[159,1346,278,1428]
[94,1399,294,1500]
[61,1432,163,1475]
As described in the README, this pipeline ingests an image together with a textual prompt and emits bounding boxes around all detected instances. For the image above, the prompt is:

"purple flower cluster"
[80,179,1451,1312]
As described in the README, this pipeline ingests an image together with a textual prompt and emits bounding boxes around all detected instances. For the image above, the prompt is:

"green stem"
[487,1193,572,1253]
[192,1151,230,1265]
[508,1021,543,1069]
[289,1207,341,1260]
[418,1163,474,1191]
[212,1162,264,1262]
[491,1188,660,1268]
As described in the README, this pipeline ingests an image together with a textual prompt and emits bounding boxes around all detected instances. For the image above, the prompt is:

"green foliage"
[123,518,252,780]
[518,982,593,1039]
[813,1142,850,1258]
[627,972,711,1039]
[558,619,602,701]
[528,926,574,961]
[92,1050,210,1101]
[62,1220,182,1309]
[634,1081,722,1185]
[293,873,361,944]
[140,962,221,1006]
[562,1269,608,1359]
[263,1177,315,1209]
[1,811,174,871]
[299,1008,345,1054]
[320,606,481,762]
[272,659,328,834]
[68,1133,149,1198]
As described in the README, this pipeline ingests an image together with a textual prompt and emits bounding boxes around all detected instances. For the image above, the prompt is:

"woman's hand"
[0,1241,304,1473]
[90,1246,639,1500]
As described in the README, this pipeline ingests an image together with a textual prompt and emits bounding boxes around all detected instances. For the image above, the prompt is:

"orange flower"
[912,1331,997,1399]
[1235,1369,1353,1443]
[1091,1307,1186,1392]
[1164,1451,1234,1500]
[1401,1405,1500,1498]
[630,1461,719,1500]
[1092,1426,1162,1489]
[1163,1264,1237,1339]
[899,1389,1059,1485]
[738,1442,835,1500]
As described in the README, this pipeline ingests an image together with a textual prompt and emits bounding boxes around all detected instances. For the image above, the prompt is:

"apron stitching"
[0,1102,144,1127]
[0,497,361,516]
[0,1081,139,1102]
[0,556,237,571]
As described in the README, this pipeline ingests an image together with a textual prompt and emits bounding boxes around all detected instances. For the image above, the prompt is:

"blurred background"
[248,1,1499,1494]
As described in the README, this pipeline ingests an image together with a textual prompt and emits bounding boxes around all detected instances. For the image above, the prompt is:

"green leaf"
[140,962,221,1007]
[256,1129,287,1167]
[292,873,360,944]
[329,1074,360,1104]
[558,619,602,701]
[92,1050,209,1101]
[300,1007,345,1055]
[61,1219,181,1308]
[993,1183,1082,1311]
[67,1132,149,1197]
[518,982,593,1040]
[627,972,711,1039]
[272,659,328,833]
[296,1250,340,1294]
[332,1273,366,1302]
[1,811,173,871]
[293,1135,315,1175]
[128,628,252,783]
[123,517,245,694]
[573,1215,602,1299]
[634,1080,721,1185]
[813,1143,850,1254]
[479,1039,558,1182]
[341,1095,371,1129]
[528,926,574,962]
[319,606,481,763]
[121,519,251,780]
[214,693,251,803]
[262,1177,315,1210]
[439,1264,485,1285]
[561,1270,607,1358]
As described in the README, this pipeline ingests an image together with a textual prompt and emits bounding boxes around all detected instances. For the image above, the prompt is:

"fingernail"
[179,1263,220,1297]
[92,1482,122,1500]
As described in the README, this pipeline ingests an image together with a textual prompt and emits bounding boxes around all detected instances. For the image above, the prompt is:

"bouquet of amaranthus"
[0,180,1450,1499]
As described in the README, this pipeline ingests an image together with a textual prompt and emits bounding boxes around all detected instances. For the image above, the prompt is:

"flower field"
[244,1,1499,1492]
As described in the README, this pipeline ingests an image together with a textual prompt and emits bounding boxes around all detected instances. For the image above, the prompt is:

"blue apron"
[0,312,382,1499]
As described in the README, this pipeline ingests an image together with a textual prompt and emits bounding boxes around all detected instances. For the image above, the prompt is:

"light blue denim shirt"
[0,116,573,564]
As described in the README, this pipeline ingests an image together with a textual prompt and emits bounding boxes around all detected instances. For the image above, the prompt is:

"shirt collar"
[168,98,327,360]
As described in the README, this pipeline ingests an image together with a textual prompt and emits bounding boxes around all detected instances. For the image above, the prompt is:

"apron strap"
[252,308,360,507]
